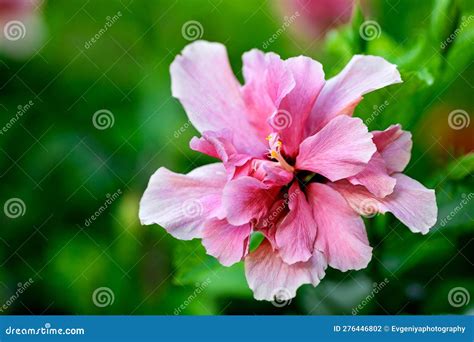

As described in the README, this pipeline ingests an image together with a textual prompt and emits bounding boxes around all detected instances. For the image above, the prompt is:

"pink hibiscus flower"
[280,0,356,39]
[139,41,437,301]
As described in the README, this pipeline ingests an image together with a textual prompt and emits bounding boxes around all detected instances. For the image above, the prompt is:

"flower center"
[266,133,294,173]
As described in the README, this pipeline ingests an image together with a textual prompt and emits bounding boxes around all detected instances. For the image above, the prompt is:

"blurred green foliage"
[0,0,472,315]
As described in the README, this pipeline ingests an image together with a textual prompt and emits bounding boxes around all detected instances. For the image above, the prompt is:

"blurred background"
[0,0,473,315]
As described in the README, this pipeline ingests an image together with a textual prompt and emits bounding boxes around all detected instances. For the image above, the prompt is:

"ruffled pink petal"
[348,152,397,198]
[221,176,280,226]
[332,174,437,234]
[276,56,325,157]
[308,55,402,134]
[170,41,266,156]
[250,159,294,186]
[275,183,317,264]
[241,49,295,136]
[372,124,412,173]
[296,115,376,181]
[201,218,252,267]
[139,163,226,240]
[190,129,251,178]
[245,240,326,301]
[307,183,372,271]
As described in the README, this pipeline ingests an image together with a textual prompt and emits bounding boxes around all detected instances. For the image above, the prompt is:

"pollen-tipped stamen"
[267,137,294,173]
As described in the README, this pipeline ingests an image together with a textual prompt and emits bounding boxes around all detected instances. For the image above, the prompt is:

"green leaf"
[172,240,220,285]
[431,0,459,51]
[380,235,455,276]
[172,240,252,299]
[350,3,366,53]
[444,13,474,82]
[446,153,474,180]
[249,231,264,251]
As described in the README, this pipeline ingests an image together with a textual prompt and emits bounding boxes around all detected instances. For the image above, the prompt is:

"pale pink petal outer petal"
[245,240,326,301]
[308,55,402,134]
[221,176,279,226]
[372,124,412,173]
[201,219,252,267]
[275,183,317,265]
[332,174,437,234]
[276,56,325,157]
[348,152,397,198]
[307,183,372,271]
[296,116,376,181]
[139,163,227,240]
[241,49,295,135]
[380,174,437,234]
[170,41,265,156]
[190,129,251,178]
